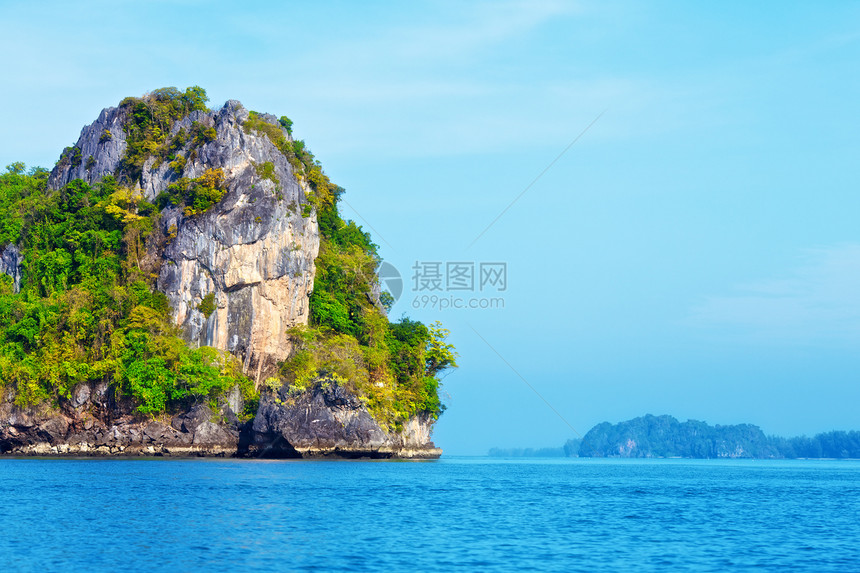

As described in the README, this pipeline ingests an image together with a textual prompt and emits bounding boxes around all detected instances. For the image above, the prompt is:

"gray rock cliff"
[251,378,440,459]
[0,244,21,292]
[48,106,129,190]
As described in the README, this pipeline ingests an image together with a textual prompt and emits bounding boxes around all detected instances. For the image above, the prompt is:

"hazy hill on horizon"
[577,415,860,459]
[489,415,860,459]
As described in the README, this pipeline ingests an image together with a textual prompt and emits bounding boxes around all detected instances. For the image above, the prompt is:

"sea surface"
[1,457,858,571]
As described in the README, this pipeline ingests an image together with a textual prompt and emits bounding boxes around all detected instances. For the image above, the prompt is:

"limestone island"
[0,87,457,458]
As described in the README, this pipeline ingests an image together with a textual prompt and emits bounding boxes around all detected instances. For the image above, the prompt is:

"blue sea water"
[1,457,858,572]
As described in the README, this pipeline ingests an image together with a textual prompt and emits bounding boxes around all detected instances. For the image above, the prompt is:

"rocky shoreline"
[0,381,441,460]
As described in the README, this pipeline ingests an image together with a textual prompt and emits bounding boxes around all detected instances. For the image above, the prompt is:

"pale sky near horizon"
[1,1,859,454]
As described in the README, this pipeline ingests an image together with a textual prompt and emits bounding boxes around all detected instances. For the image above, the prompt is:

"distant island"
[490,415,860,459]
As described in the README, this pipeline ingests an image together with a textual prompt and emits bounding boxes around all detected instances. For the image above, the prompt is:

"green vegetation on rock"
[0,164,255,417]
[154,167,226,217]
[116,86,210,183]
[278,116,293,135]
[190,120,216,146]
[253,161,279,185]
[57,146,82,169]
[197,293,216,319]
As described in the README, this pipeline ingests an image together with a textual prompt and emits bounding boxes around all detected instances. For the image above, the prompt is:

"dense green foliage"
[197,294,216,319]
[278,116,293,135]
[0,165,255,416]
[247,110,458,429]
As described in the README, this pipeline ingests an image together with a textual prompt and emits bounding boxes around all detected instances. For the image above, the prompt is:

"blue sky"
[2,1,859,454]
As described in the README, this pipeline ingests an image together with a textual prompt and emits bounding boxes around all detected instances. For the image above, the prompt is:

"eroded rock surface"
[0,379,440,459]
[0,244,21,292]
[0,384,241,457]
[250,379,441,459]
[48,106,129,190]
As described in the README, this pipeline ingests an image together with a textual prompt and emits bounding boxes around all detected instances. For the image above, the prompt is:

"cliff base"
[0,382,440,459]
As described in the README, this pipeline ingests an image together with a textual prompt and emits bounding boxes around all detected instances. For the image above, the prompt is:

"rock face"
[49,101,319,382]
[0,244,21,292]
[48,106,129,190]
[250,379,441,459]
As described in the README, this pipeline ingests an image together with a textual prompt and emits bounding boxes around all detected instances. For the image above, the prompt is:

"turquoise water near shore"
[1,457,858,571]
